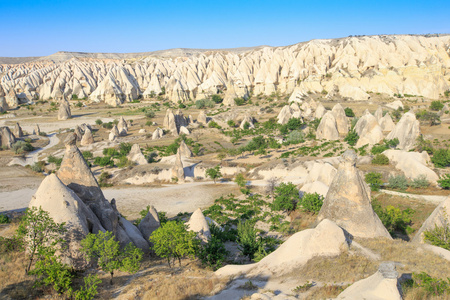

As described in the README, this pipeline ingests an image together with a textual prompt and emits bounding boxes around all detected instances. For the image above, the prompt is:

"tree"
[198,236,228,270]
[17,206,67,274]
[81,231,143,285]
[344,107,355,117]
[300,192,323,213]
[438,174,450,189]
[272,182,299,211]
[372,154,389,165]
[206,165,222,184]
[149,221,199,267]
[237,220,260,260]
[235,173,246,188]
[344,130,359,146]
[365,172,383,191]
[430,101,444,111]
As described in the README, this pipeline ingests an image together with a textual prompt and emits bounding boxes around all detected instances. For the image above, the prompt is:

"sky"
[0,0,449,57]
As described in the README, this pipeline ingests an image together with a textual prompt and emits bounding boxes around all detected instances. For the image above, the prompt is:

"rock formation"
[109,125,119,141]
[413,196,450,244]
[331,103,348,135]
[186,208,211,242]
[163,109,178,135]
[317,150,391,239]
[80,127,94,146]
[386,111,420,150]
[178,140,193,158]
[277,105,293,124]
[240,115,255,129]
[127,144,147,165]
[197,110,208,125]
[29,174,105,267]
[316,111,339,140]
[172,150,185,182]
[374,106,383,121]
[138,206,160,241]
[354,113,384,147]
[0,126,16,149]
[314,103,326,119]
[33,124,40,135]
[336,262,401,300]
[152,127,164,140]
[0,97,7,112]
[57,99,71,120]
[74,126,83,141]
[179,126,190,135]
[14,123,23,138]
[379,113,395,132]
[117,116,128,136]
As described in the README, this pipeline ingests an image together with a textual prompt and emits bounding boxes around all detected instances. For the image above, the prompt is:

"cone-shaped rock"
[240,115,255,129]
[80,127,94,146]
[58,99,72,120]
[316,111,339,140]
[33,124,40,135]
[277,105,293,125]
[374,106,383,121]
[186,208,211,242]
[197,110,208,125]
[172,149,185,182]
[386,111,419,150]
[74,126,83,141]
[0,126,16,149]
[109,124,119,141]
[331,103,348,135]
[138,206,160,241]
[413,196,450,244]
[164,109,178,135]
[179,140,193,158]
[315,103,326,119]
[152,127,164,140]
[14,123,23,138]
[127,144,147,165]
[29,174,105,267]
[379,113,395,132]
[0,97,7,112]
[117,116,128,136]
[317,150,391,239]
[354,113,384,147]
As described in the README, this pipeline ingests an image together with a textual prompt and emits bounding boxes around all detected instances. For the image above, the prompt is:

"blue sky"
[1,0,449,57]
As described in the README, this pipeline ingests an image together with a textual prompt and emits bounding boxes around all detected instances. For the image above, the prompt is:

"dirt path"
[379,190,448,204]
[9,133,60,166]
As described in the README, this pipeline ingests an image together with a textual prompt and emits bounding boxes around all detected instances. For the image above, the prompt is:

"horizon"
[1,0,449,57]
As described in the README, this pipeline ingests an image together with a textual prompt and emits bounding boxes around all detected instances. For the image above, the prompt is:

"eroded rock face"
[240,115,255,129]
[80,127,94,146]
[172,150,185,182]
[74,126,83,141]
[178,140,192,158]
[109,125,119,141]
[413,196,450,244]
[14,123,23,138]
[277,105,293,125]
[138,206,160,241]
[33,124,40,135]
[127,144,147,165]
[315,103,326,119]
[186,208,211,242]
[152,127,164,140]
[331,103,348,135]
[316,111,339,140]
[386,111,420,150]
[317,150,391,239]
[379,113,395,132]
[354,113,384,147]
[197,110,208,125]
[117,116,128,136]
[0,126,16,149]
[58,99,71,120]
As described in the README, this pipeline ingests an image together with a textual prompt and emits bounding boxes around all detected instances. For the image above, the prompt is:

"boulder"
[0,126,16,149]
[29,174,105,268]
[336,262,401,300]
[413,196,450,244]
[172,150,185,182]
[117,116,128,136]
[179,126,190,135]
[316,111,339,140]
[215,219,348,277]
[80,127,94,146]
[109,125,119,141]
[354,113,384,147]
[317,150,391,239]
[74,126,83,141]
[331,103,348,135]
[240,115,255,129]
[386,111,420,150]
[379,113,395,132]
[383,150,438,184]
[152,127,164,140]
[14,123,23,138]
[127,144,147,165]
[58,99,71,120]
[179,140,193,158]
[186,208,211,242]
[138,206,160,241]
[277,105,293,125]
[386,100,403,110]
[197,110,208,125]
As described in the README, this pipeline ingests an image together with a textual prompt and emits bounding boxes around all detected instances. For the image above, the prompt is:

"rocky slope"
[1,35,449,108]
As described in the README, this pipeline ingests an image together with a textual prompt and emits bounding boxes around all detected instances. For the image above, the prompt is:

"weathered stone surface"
[240,115,255,129]
[354,113,384,147]
[127,144,147,165]
[58,99,71,120]
[109,125,119,141]
[186,208,211,242]
[138,206,160,241]
[315,103,326,119]
[379,113,395,132]
[316,111,339,140]
[197,110,208,125]
[331,103,348,135]
[178,140,193,158]
[152,127,164,140]
[80,127,94,146]
[74,126,83,141]
[277,105,293,125]
[172,150,185,182]
[386,111,420,150]
[0,126,15,149]
[117,116,128,136]
[33,124,40,135]
[14,123,23,138]
[317,150,391,239]
[413,196,450,244]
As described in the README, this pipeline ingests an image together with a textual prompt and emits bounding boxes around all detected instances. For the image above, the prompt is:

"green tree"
[237,220,260,260]
[372,154,389,165]
[344,107,355,117]
[300,192,323,213]
[235,173,246,188]
[438,174,450,189]
[73,274,102,300]
[206,165,222,183]
[344,130,359,146]
[29,255,73,295]
[430,101,444,111]
[17,206,67,274]
[198,236,228,270]
[365,172,383,191]
[149,221,199,267]
[81,231,143,285]
[272,182,299,211]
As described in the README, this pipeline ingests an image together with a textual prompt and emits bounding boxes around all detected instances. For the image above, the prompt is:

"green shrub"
[0,214,10,224]
[371,144,388,155]
[408,272,450,296]
[82,151,93,159]
[11,141,34,154]
[94,156,114,167]
[372,154,389,165]
[438,174,450,189]
[365,172,383,191]
[430,101,444,111]
[73,274,101,300]
[344,107,355,117]
[372,200,413,235]
[300,192,323,213]
[272,182,299,212]
[410,174,430,189]
[95,119,103,125]
[29,255,73,295]
[102,122,114,129]
[234,97,246,106]
[286,130,304,144]
[48,155,63,166]
[208,121,222,129]
[227,120,236,127]
[198,236,228,269]
[388,174,408,190]
[237,220,259,259]
[145,111,155,118]
[344,130,359,146]
[31,161,45,172]
[424,218,450,250]
[195,99,215,109]
[211,94,223,104]
[431,149,450,168]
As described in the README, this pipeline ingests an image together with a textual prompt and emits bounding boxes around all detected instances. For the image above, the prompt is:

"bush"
[206,165,222,184]
[11,140,34,154]
[371,144,388,155]
[30,255,73,295]
[95,119,103,125]
[145,111,155,118]
[408,272,450,296]
[365,172,383,191]
[94,156,114,167]
[388,174,408,190]
[372,154,389,165]
[82,151,93,159]
[372,200,413,235]
[237,220,259,259]
[424,218,450,250]
[48,155,63,166]
[438,174,450,189]
[430,101,444,111]
[31,161,45,172]
[73,274,101,300]
[300,192,323,213]
[211,94,223,104]
[195,99,215,109]
[208,121,222,129]
[272,182,299,212]
[234,97,246,106]
[344,107,355,117]
[0,214,10,224]
[431,149,450,168]
[410,174,430,189]
[198,236,228,269]
[344,130,359,146]
[286,130,304,144]
[227,120,236,127]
